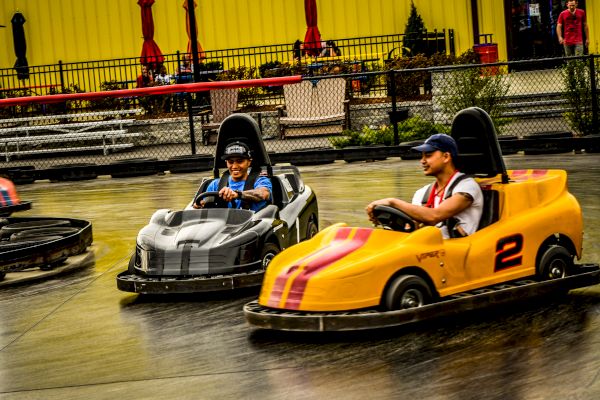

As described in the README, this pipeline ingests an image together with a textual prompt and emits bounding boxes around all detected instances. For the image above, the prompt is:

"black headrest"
[451,107,507,180]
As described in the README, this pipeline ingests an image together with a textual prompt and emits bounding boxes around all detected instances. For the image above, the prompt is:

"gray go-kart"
[116,113,319,294]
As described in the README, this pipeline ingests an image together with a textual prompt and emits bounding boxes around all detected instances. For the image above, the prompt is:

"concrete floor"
[1,154,600,399]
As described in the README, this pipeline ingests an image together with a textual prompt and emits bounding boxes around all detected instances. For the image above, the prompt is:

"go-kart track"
[2,153,600,399]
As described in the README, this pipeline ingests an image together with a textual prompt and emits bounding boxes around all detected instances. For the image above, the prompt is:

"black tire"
[10,227,80,240]
[260,243,280,269]
[0,271,5,281]
[537,245,573,280]
[0,219,71,239]
[384,275,432,311]
[305,219,318,240]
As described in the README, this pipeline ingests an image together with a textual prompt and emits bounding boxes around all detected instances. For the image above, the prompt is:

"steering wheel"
[373,205,416,233]
[194,191,231,209]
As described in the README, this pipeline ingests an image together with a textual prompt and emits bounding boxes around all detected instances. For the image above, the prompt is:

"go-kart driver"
[194,141,272,212]
[366,134,483,238]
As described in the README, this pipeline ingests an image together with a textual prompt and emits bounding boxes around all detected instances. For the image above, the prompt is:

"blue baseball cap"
[412,134,458,159]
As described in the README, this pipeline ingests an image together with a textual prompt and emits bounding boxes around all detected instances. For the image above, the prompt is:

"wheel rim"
[262,252,276,269]
[400,288,424,309]
[547,258,567,279]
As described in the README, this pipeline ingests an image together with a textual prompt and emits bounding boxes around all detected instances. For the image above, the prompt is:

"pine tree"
[403,1,427,57]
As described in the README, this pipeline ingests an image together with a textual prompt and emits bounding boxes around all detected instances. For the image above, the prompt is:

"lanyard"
[425,170,460,208]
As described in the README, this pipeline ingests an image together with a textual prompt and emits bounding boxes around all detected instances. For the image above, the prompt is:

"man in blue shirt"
[196,141,272,212]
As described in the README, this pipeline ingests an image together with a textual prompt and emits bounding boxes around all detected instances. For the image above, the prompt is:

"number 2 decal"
[495,234,523,271]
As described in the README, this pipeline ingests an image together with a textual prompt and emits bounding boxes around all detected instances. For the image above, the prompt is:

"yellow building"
[0,0,597,70]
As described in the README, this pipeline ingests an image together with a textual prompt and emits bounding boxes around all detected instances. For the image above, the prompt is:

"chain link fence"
[0,55,598,183]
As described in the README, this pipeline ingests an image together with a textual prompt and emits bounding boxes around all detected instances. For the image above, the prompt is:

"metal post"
[389,70,399,145]
[58,60,65,92]
[187,93,197,155]
[590,55,599,135]
[187,0,201,84]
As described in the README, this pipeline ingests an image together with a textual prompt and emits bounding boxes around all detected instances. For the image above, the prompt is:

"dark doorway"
[505,0,587,61]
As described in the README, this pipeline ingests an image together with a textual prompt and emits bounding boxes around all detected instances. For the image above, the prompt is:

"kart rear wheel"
[0,271,5,281]
[384,275,432,311]
[260,243,280,269]
[538,245,573,280]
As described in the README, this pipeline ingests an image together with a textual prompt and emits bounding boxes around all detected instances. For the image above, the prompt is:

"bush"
[561,59,599,136]
[330,115,439,148]
[436,66,510,132]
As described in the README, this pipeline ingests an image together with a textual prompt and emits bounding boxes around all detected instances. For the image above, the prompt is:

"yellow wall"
[588,1,599,54]
[4,0,596,70]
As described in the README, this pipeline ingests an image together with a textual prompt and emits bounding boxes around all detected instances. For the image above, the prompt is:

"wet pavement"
[2,153,600,399]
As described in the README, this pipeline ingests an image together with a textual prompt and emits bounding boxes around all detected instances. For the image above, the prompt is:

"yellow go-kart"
[244,107,600,331]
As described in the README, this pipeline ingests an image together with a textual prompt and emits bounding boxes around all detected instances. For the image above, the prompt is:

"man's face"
[567,1,577,11]
[225,157,252,181]
[419,150,450,176]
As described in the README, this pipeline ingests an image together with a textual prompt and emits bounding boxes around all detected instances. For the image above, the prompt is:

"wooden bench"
[277,78,349,139]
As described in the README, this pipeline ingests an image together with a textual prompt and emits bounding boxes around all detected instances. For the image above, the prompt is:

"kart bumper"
[117,269,265,294]
[244,264,600,332]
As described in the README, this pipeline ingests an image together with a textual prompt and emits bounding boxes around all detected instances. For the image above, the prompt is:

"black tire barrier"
[398,140,425,160]
[0,166,37,185]
[0,219,71,239]
[166,154,213,174]
[7,235,64,244]
[523,131,574,155]
[109,158,161,178]
[48,163,98,182]
[289,147,336,166]
[10,227,80,240]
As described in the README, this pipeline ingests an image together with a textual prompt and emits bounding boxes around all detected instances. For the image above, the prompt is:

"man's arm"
[557,22,564,44]
[366,193,473,226]
[584,18,590,46]
[238,187,270,202]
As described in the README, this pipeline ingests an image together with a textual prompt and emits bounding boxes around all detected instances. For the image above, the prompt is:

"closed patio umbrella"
[303,0,322,56]
[11,12,29,80]
[183,0,206,61]
[138,0,164,70]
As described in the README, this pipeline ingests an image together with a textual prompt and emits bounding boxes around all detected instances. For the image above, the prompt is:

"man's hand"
[365,198,393,224]
[218,187,240,202]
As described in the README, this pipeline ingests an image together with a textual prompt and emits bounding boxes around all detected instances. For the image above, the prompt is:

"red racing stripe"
[266,227,352,307]
[284,228,373,309]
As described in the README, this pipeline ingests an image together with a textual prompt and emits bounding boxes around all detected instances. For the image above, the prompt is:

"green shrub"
[436,66,510,132]
[561,59,599,136]
[330,115,439,148]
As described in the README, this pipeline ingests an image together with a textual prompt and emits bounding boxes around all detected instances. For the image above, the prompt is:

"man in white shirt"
[366,134,483,238]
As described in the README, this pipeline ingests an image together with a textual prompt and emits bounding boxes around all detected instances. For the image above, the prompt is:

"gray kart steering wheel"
[194,191,233,209]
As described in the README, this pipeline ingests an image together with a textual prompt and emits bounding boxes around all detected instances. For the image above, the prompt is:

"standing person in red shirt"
[556,0,589,56]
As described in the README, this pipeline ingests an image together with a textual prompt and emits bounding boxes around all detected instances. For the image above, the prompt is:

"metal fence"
[0,31,452,98]
[0,55,598,183]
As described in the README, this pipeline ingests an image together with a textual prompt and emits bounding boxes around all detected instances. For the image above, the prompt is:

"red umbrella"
[183,0,206,60]
[303,0,322,56]
[138,0,164,69]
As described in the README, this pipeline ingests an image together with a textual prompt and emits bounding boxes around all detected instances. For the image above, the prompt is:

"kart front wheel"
[384,275,432,311]
[538,245,573,280]
[260,243,280,269]
[306,219,318,240]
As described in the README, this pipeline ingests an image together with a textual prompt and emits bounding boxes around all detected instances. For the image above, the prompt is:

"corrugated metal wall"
[0,0,530,70]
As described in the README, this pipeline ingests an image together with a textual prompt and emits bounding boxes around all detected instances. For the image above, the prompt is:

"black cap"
[222,141,252,160]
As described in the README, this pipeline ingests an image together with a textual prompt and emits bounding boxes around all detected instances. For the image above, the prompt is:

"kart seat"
[477,188,499,231]
[270,175,290,210]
